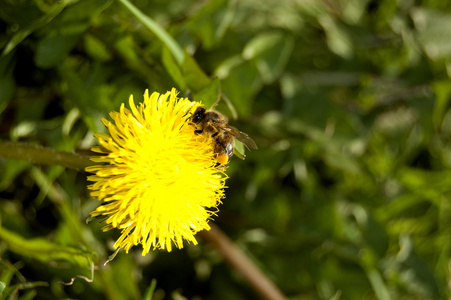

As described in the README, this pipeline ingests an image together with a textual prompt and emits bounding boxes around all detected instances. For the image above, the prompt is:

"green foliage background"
[1,0,451,299]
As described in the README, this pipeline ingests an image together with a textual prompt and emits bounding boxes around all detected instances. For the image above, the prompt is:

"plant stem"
[0,140,92,171]
[199,224,286,300]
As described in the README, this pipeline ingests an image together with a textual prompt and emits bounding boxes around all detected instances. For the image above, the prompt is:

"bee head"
[192,107,206,124]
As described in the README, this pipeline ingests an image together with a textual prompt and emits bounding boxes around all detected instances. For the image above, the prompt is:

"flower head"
[86,88,227,254]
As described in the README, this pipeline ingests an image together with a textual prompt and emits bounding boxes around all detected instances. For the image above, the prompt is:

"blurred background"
[1,0,451,299]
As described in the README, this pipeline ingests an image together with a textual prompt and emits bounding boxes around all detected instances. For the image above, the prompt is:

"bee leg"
[215,162,225,169]
[194,129,203,134]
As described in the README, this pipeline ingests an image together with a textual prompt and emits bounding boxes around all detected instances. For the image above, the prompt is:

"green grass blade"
[117,0,184,65]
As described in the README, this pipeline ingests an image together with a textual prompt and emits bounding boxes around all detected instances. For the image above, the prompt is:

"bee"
[190,106,258,168]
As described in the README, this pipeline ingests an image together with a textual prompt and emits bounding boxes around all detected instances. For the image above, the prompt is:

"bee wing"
[217,125,258,150]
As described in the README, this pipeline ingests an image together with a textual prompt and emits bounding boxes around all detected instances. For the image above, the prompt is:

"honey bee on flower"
[86,88,228,254]
[190,106,258,169]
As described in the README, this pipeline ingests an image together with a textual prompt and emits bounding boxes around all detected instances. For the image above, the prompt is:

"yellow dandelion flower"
[86,88,227,254]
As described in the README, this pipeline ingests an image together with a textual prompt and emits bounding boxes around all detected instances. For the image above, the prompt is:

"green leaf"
[35,0,112,68]
[117,0,184,64]
[432,80,451,130]
[56,0,112,23]
[0,281,47,300]
[143,279,157,300]
[215,55,244,79]
[182,52,211,92]
[0,159,30,191]
[17,289,38,300]
[186,0,234,49]
[233,141,246,160]
[1,0,74,56]
[219,59,261,116]
[319,14,353,59]
[393,235,442,298]
[62,108,81,136]
[0,227,95,269]
[162,47,187,90]
[103,254,141,300]
[0,55,16,114]
[35,32,81,68]
[192,77,221,109]
[0,1,43,27]
[365,269,391,300]
[242,31,295,83]
[58,65,108,133]
[83,33,112,61]
[411,8,451,60]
